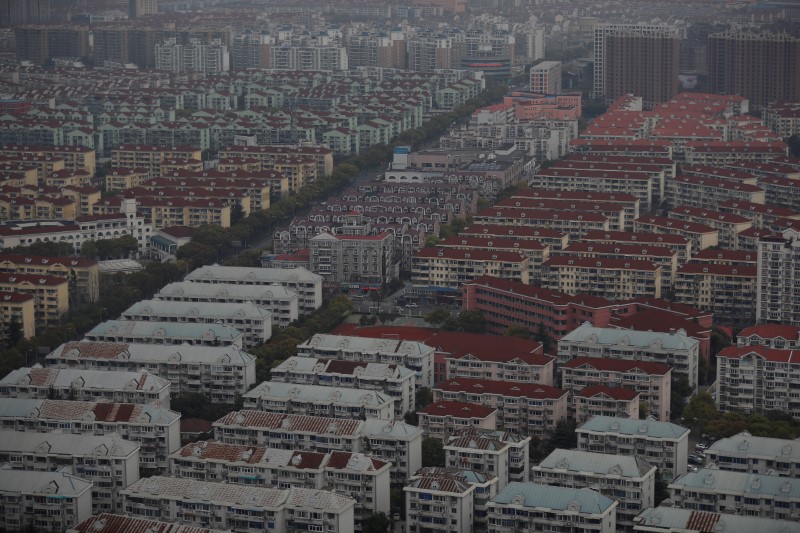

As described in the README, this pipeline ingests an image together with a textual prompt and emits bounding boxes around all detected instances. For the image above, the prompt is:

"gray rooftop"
[0,366,170,393]
[634,506,800,532]
[536,448,656,478]
[0,464,93,495]
[244,381,394,408]
[491,482,617,515]
[47,341,256,366]
[272,356,415,380]
[300,333,435,356]
[577,415,689,440]
[669,468,800,499]
[157,281,298,302]
[0,397,180,425]
[706,431,800,461]
[121,299,272,322]
[186,265,322,284]
[0,429,139,457]
[86,320,242,343]
[560,323,699,351]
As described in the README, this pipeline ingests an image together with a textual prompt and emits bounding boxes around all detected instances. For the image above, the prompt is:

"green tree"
[503,325,530,339]
[533,323,554,352]
[549,419,577,450]
[363,512,392,533]
[710,326,731,356]
[457,310,486,333]
[422,437,445,467]
[416,387,433,410]
[7,318,23,346]
[390,488,405,519]
[80,240,98,259]
[639,401,649,420]
[670,375,694,419]
[425,308,450,325]
[682,392,717,430]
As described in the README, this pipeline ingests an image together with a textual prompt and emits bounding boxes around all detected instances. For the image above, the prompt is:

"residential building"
[668,468,800,520]
[111,145,201,179]
[719,199,800,230]
[297,333,435,388]
[582,230,692,266]
[487,482,618,533]
[633,216,719,252]
[413,248,529,296]
[418,401,498,442]
[562,358,672,421]
[558,324,700,389]
[529,61,562,95]
[673,263,757,325]
[212,411,422,486]
[309,232,395,289]
[737,324,800,349]
[270,356,415,419]
[756,228,800,326]
[0,466,92,532]
[433,378,569,438]
[0,144,96,174]
[443,335,554,386]
[155,38,229,74]
[122,477,355,533]
[0,366,171,407]
[0,253,99,304]
[45,341,257,404]
[105,167,150,192]
[473,207,610,238]
[85,320,243,348]
[0,430,139,514]
[0,272,68,329]
[412,467,498,532]
[705,432,800,477]
[716,345,800,419]
[0,291,34,342]
[0,398,180,475]
[542,257,662,301]
[444,428,531,489]
[577,416,689,481]
[668,206,752,250]
[633,507,800,533]
[404,470,475,533]
[533,448,656,531]
[155,281,299,328]
[437,235,550,281]
[242,381,396,420]
[119,299,271,349]
[184,265,322,316]
[68,514,229,533]
[666,175,765,211]
[574,386,640,423]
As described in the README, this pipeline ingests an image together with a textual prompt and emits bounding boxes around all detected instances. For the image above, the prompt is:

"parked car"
[406,302,418,308]
[696,443,708,450]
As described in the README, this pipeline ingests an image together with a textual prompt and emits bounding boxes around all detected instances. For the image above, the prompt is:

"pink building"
[418,401,497,442]
[503,92,581,121]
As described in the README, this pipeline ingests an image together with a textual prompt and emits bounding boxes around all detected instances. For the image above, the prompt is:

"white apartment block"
[542,257,662,301]
[0,430,139,514]
[577,416,689,482]
[757,228,800,326]
[120,299,272,349]
[404,470,475,533]
[716,345,800,418]
[297,333,435,388]
[633,506,800,533]
[558,323,700,389]
[445,428,532,490]
[0,466,93,532]
[533,449,656,531]
[410,467,498,532]
[0,398,181,475]
[185,265,322,316]
[0,366,171,408]
[444,347,555,386]
[213,410,422,486]
[169,441,390,527]
[488,482,618,533]
[242,381,395,420]
[155,38,230,74]
[271,356,415,418]
[309,232,396,287]
[85,320,244,348]
[668,468,800,520]
[705,431,800,477]
[122,477,355,533]
[633,216,719,252]
[45,341,257,404]
[68,514,230,533]
[156,281,300,328]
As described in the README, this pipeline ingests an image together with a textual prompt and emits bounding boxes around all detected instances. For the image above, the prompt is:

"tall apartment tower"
[594,24,680,109]
[129,0,157,18]
[530,61,561,94]
[708,30,800,111]
[756,228,800,326]
[0,0,50,27]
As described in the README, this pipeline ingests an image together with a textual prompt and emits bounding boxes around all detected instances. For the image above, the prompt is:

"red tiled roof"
[71,514,222,533]
[737,324,800,341]
[562,242,676,258]
[677,263,756,276]
[511,188,639,203]
[575,385,640,401]
[421,401,496,418]
[416,247,526,262]
[462,275,613,308]
[439,235,546,251]
[0,290,33,303]
[545,256,659,271]
[562,356,671,375]
[611,309,709,338]
[0,272,69,286]
[435,378,566,399]
[582,230,689,245]
[691,249,757,262]
[717,345,800,364]
[180,418,213,434]
[0,253,96,268]
[635,216,719,235]
[461,224,566,239]
[476,206,608,222]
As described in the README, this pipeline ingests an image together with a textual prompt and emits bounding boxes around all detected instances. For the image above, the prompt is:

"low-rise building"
[271,356,415,418]
[120,299,272,349]
[122,477,356,533]
[0,430,139,514]
[705,431,800,477]
[419,401,498,441]
[668,468,800,520]
[558,323,700,389]
[562,358,672,421]
[0,397,180,475]
[0,466,93,532]
[533,448,656,531]
[574,385,640,423]
[404,470,475,533]
[242,381,396,420]
[577,415,689,481]
[0,366,171,407]
[85,320,244,348]
[0,291,35,342]
[673,263,757,325]
[487,482,618,533]
[68,514,229,533]
[633,506,800,533]
[45,341,256,404]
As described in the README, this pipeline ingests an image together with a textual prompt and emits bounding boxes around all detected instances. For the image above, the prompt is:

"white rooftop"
[121,299,272,321]
[0,429,139,457]
[536,448,656,478]
[707,431,800,461]
[273,356,415,380]
[0,464,93,495]
[157,281,298,301]
[0,366,170,393]
[243,381,393,408]
[561,323,699,351]
[669,468,800,499]
[577,415,689,440]
[0,397,180,425]
[47,341,256,366]
[186,265,322,284]
[86,320,242,343]
[300,333,435,356]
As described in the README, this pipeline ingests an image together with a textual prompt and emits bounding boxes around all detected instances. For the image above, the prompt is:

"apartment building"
[309,232,395,289]
[0,291,34,342]
[69,514,232,533]
[0,466,93,532]
[487,482,618,533]
[297,333,435,388]
[213,411,422,486]
[0,144,96,174]
[668,468,800,520]
[684,141,787,166]
[633,216,719,252]
[511,189,641,226]
[45,341,257,404]
[666,174,765,210]
[577,416,689,481]
[531,167,657,210]
[562,357,672,421]
[169,441,390,527]
[443,336,554,386]
[0,366,171,407]
[542,257,662,301]
[534,449,656,531]
[495,197,628,232]
[122,477,355,533]
[111,145,201,179]
[529,61,562,95]
[412,248,529,291]
[705,432,800,477]
[581,230,692,266]
[0,253,99,304]
[0,272,68,329]
[242,381,395,420]
[719,199,800,230]
[419,401,497,442]
[219,144,333,179]
[0,398,180,475]
[445,428,531,489]
[558,324,699,389]
[404,470,476,533]
[574,385,640,423]
[668,206,752,249]
[437,235,550,281]
[433,378,568,438]
[737,324,800,349]
[85,320,243,348]
[673,263,757,325]
[105,167,150,191]
[756,228,800,326]
[716,345,800,419]
[155,281,299,328]
[94,196,233,230]
[473,207,610,238]
[633,507,800,533]
[119,299,271,349]
[460,224,569,251]
[185,265,322,316]
[0,430,139,513]
[270,356,415,419]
